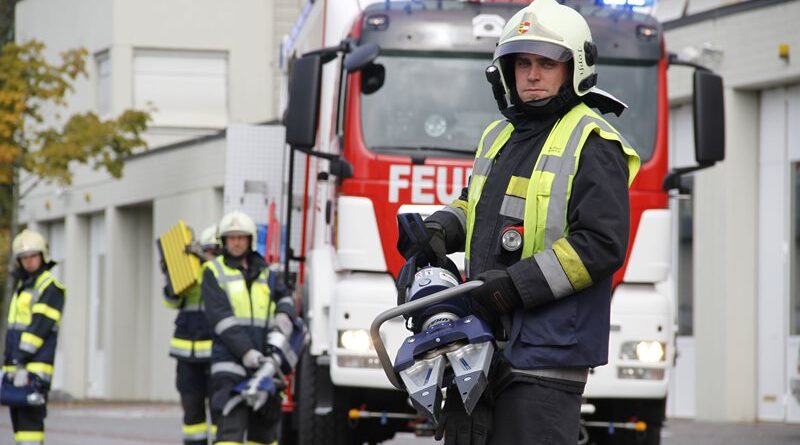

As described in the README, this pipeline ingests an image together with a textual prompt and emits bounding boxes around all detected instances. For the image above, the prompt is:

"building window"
[792,163,800,335]
[677,177,694,336]
[133,49,228,128]
[95,51,111,117]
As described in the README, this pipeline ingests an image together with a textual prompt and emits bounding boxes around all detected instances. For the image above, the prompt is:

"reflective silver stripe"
[480,120,508,157]
[277,296,294,306]
[250,318,268,328]
[194,349,212,359]
[533,250,574,299]
[590,116,633,148]
[209,259,228,293]
[180,304,203,312]
[211,361,247,376]
[17,441,43,445]
[499,195,526,220]
[170,347,192,358]
[464,258,470,279]
[536,115,596,248]
[441,206,467,231]
[8,323,27,331]
[511,367,589,383]
[19,341,38,354]
[473,157,494,177]
[183,432,208,441]
[215,316,239,335]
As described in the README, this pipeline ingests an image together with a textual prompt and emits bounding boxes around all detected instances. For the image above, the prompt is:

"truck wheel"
[296,350,353,445]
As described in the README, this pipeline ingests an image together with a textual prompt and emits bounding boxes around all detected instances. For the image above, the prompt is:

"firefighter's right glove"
[434,387,492,445]
[12,369,29,388]
[242,349,265,370]
[469,270,522,328]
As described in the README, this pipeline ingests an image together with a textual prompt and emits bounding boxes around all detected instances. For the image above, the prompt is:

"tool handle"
[370,280,483,389]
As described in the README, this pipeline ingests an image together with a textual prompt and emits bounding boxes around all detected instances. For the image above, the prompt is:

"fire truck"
[279,1,724,444]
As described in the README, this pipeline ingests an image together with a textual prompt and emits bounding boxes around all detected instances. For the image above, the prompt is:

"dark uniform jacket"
[3,263,65,385]
[428,101,631,385]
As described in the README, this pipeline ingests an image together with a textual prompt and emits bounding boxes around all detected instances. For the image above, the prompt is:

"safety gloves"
[397,214,449,267]
[434,386,493,445]
[242,349,265,369]
[470,270,523,326]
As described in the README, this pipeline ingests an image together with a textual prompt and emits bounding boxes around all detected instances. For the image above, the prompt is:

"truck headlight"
[338,329,373,352]
[620,341,665,363]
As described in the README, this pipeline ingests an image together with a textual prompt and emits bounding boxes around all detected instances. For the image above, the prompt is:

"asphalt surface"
[1,403,799,444]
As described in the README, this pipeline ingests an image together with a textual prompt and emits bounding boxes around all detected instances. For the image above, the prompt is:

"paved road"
[1,403,799,445]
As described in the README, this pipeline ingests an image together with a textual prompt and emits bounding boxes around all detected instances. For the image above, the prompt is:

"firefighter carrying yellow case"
[157,220,201,295]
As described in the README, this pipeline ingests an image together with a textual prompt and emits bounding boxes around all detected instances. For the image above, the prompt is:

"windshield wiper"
[373,146,475,156]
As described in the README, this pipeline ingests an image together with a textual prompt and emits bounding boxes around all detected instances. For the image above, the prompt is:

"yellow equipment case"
[157,220,201,295]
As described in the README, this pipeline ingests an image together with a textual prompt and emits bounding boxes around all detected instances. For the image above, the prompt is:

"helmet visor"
[493,40,572,63]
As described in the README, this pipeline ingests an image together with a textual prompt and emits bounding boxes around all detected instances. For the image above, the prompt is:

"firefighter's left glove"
[434,387,492,445]
[242,349,265,370]
[470,270,522,325]
[12,369,29,388]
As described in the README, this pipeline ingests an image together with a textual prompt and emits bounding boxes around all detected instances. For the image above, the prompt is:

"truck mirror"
[285,54,323,149]
[693,70,725,165]
[344,42,379,72]
[329,157,354,179]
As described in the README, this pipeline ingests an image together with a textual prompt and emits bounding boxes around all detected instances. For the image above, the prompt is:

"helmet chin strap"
[508,83,579,119]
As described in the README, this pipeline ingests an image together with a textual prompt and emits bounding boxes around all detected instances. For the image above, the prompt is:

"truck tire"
[296,350,353,445]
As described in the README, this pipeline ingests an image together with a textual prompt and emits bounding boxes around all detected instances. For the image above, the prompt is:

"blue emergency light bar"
[596,0,654,7]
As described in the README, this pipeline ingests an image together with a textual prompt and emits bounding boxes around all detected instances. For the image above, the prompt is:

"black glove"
[470,270,522,326]
[434,386,493,445]
[396,214,448,267]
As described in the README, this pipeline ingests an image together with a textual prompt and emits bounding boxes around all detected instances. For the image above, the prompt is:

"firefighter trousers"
[176,360,214,445]
[488,381,581,445]
[9,403,46,445]
[210,374,280,445]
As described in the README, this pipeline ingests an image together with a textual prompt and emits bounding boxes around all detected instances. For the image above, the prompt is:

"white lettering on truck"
[389,164,470,204]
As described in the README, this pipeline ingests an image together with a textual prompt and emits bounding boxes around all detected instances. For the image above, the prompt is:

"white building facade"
[14,0,302,400]
[659,0,800,423]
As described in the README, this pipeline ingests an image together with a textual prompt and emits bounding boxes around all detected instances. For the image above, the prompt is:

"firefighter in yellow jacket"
[3,230,66,445]
[163,225,221,445]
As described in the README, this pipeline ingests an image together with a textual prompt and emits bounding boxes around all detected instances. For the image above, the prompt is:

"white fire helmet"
[218,211,257,250]
[199,224,220,250]
[12,229,50,263]
[493,0,598,98]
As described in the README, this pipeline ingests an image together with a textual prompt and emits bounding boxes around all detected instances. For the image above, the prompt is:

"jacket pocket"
[518,297,578,346]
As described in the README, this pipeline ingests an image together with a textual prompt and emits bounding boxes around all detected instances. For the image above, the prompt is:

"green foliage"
[0,40,151,186]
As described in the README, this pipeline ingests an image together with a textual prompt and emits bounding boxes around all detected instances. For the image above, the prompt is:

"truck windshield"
[360,55,658,161]
[597,63,658,162]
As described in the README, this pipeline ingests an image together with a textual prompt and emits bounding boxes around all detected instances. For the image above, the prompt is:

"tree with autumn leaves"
[0,40,151,323]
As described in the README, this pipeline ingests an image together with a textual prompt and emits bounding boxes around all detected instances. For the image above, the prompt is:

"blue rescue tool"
[371,266,491,424]
[224,317,309,415]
